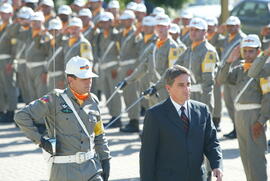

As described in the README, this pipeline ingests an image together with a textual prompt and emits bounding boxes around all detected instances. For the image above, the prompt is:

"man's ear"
[165,84,170,93]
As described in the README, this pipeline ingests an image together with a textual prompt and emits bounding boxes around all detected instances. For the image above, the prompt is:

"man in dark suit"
[140,65,223,181]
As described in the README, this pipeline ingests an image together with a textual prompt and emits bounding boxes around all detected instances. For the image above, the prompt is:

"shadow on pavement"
[222,148,240,159]
[108,137,140,146]
[110,177,139,181]
[0,124,18,132]
[0,132,25,139]
[0,148,41,157]
[110,144,140,157]
[0,139,33,148]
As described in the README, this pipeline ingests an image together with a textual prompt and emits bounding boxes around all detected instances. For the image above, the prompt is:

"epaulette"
[53,88,65,96]
[90,93,99,104]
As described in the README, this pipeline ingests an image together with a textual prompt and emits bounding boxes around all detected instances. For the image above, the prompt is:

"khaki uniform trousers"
[16,60,31,103]
[223,84,236,124]
[0,59,17,112]
[119,66,140,120]
[26,65,48,101]
[235,109,267,181]
[102,68,121,117]
[213,83,222,118]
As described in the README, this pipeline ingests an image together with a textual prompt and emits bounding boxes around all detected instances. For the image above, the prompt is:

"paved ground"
[0,98,269,181]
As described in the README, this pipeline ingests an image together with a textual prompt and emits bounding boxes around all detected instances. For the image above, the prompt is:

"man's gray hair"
[165,65,191,86]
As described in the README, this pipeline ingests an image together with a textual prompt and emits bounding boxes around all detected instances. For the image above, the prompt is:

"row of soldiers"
[0,0,269,180]
[0,0,267,135]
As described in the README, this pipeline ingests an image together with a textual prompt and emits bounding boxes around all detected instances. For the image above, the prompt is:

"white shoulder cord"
[60,93,92,148]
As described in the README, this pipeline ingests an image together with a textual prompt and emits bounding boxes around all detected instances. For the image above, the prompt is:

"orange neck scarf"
[207,32,216,41]
[103,29,110,38]
[83,25,90,33]
[45,14,52,23]
[181,26,189,36]
[228,33,236,42]
[70,87,89,105]
[243,62,252,72]
[93,7,101,17]
[156,38,167,49]
[68,37,78,47]
[123,27,132,37]
[22,25,30,31]
[191,40,204,50]
[0,23,7,32]
[144,33,153,43]
[32,29,41,38]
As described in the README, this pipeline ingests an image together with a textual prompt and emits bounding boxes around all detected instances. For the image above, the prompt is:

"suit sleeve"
[203,105,223,170]
[140,110,159,181]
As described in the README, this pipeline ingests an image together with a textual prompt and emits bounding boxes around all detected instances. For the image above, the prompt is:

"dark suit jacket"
[140,98,222,181]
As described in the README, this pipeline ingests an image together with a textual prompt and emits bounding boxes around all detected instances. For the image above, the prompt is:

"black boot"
[224,129,237,139]
[140,107,146,116]
[0,112,6,122]
[120,119,139,133]
[213,117,221,132]
[207,171,212,181]
[104,117,122,128]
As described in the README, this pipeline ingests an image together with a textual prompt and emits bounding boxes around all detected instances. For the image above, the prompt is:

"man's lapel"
[187,100,199,130]
[164,98,183,130]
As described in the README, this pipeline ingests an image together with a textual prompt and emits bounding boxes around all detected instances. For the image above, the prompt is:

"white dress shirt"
[170,97,190,121]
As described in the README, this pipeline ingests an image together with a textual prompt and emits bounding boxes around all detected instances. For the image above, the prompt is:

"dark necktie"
[180,106,189,132]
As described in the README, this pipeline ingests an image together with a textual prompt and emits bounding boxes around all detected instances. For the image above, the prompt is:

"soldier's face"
[0,12,12,22]
[166,74,191,104]
[155,25,169,39]
[242,47,259,63]
[170,32,179,41]
[181,18,190,26]
[68,26,81,37]
[100,21,111,29]
[226,25,239,34]
[90,2,102,10]
[58,14,69,23]
[142,25,154,34]
[189,27,206,42]
[79,16,91,27]
[121,19,134,28]
[68,77,92,94]
[135,11,146,22]
[207,25,216,34]
[41,4,52,15]
[31,20,42,29]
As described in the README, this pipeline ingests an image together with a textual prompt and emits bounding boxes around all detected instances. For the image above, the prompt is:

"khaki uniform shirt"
[175,40,218,112]
[14,88,111,180]
[218,61,270,125]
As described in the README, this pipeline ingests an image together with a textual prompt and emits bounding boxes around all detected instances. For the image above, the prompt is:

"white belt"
[26,61,47,68]
[119,59,136,66]
[14,59,27,64]
[48,71,64,78]
[0,54,11,60]
[100,61,118,70]
[190,84,203,93]
[235,103,261,111]
[53,151,95,164]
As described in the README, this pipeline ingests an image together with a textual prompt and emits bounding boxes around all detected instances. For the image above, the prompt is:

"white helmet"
[241,34,261,48]
[226,16,241,26]
[78,8,92,18]
[189,17,208,30]
[31,11,45,22]
[17,6,34,19]
[58,5,72,15]
[0,3,13,14]
[40,0,54,7]
[69,17,83,28]
[48,18,62,30]
[65,56,98,78]
[108,0,120,9]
